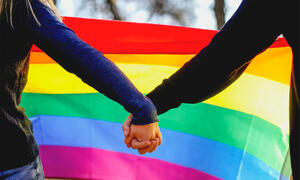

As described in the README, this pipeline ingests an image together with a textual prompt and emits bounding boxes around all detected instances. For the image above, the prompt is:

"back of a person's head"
[0,0,60,26]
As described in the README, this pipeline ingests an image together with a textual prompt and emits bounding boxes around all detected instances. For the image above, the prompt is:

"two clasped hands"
[122,114,162,155]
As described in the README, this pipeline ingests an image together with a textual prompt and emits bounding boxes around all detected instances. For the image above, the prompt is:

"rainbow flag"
[21,17,292,180]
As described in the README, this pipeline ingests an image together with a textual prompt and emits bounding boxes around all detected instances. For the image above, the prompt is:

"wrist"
[130,96,159,125]
[147,80,181,115]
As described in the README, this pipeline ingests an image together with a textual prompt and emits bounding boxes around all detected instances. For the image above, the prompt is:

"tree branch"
[105,0,122,20]
[213,0,225,29]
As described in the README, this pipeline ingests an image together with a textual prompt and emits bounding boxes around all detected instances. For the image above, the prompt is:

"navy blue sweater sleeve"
[20,0,158,125]
[147,0,283,115]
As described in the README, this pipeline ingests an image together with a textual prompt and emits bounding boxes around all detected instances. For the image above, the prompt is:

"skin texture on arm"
[147,0,283,115]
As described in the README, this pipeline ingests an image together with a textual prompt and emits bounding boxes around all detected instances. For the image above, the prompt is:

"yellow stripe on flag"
[29,47,292,85]
[24,63,289,133]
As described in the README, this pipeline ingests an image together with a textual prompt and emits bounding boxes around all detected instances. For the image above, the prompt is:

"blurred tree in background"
[53,0,226,29]
[213,0,225,29]
[78,0,195,26]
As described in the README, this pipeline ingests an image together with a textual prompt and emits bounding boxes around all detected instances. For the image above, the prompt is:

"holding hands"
[123,114,162,154]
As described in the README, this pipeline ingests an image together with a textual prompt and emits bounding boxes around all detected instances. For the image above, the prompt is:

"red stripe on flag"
[31,17,289,54]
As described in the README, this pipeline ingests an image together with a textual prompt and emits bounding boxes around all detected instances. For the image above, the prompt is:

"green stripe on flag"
[21,92,290,174]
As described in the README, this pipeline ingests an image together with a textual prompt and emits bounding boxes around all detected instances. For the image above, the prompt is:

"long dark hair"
[0,0,61,26]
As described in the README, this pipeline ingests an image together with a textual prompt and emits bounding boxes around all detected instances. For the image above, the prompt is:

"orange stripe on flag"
[29,46,292,85]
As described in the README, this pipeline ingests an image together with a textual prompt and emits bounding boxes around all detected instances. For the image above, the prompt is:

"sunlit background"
[47,1,242,180]
[46,1,290,180]
[55,0,242,30]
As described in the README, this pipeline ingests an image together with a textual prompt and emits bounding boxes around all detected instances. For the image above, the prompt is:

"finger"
[124,133,134,148]
[138,139,156,154]
[122,124,129,137]
[138,142,156,155]
[155,135,160,146]
[131,139,151,149]
[131,139,139,149]
[155,123,162,146]
[157,131,162,146]
[149,139,159,153]
[122,114,133,137]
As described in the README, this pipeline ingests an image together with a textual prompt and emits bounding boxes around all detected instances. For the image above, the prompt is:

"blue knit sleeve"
[21,0,158,125]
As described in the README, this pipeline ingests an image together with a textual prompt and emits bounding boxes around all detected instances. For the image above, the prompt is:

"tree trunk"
[105,0,122,20]
[213,0,225,30]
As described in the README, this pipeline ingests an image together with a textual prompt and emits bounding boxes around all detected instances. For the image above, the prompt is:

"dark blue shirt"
[0,0,157,170]
[147,0,299,178]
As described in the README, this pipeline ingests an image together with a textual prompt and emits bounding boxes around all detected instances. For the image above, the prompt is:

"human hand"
[122,114,162,154]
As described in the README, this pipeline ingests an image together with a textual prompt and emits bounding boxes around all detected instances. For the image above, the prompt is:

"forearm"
[60,43,158,125]
[22,0,158,125]
[147,46,248,115]
[148,0,282,114]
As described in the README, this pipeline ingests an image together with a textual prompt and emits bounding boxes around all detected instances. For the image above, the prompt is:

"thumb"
[132,139,151,149]
[122,114,133,137]
[157,131,162,146]
[124,130,135,148]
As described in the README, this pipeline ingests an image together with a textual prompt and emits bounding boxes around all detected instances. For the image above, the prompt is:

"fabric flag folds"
[21,17,292,180]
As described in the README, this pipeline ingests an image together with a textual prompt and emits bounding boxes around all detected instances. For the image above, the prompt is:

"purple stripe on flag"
[40,145,221,180]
